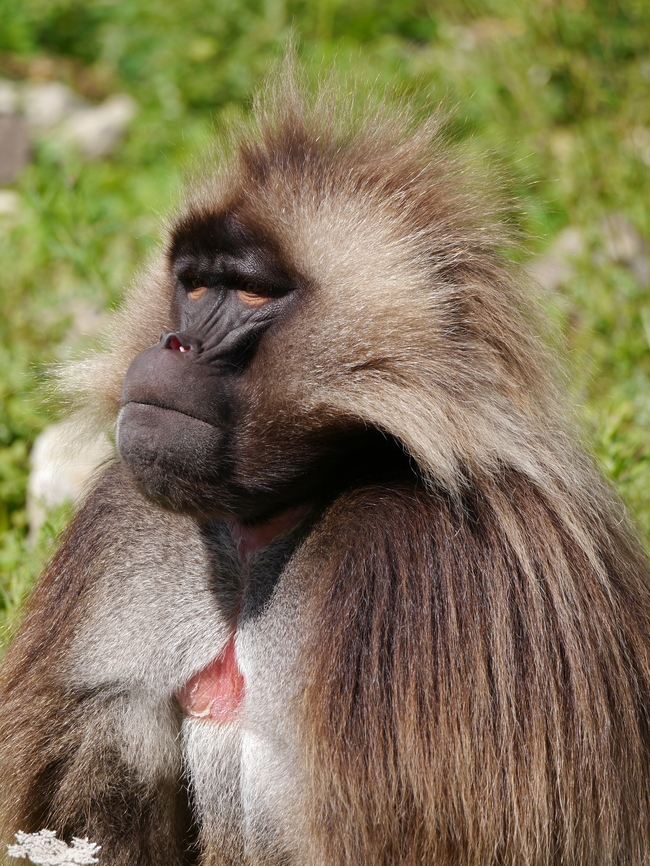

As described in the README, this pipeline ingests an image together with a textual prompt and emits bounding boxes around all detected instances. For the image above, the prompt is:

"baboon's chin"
[117,401,226,514]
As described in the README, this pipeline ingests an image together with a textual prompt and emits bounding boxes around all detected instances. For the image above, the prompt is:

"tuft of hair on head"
[59,58,594,522]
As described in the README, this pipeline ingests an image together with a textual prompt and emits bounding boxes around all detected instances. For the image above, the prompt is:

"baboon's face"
[117,209,407,522]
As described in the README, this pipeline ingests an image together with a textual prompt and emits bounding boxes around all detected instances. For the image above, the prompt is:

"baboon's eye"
[188,286,208,300]
[179,270,291,308]
[235,280,293,308]
[181,273,211,300]
[236,282,278,308]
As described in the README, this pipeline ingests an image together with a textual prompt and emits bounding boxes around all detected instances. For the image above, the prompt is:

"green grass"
[0,0,649,634]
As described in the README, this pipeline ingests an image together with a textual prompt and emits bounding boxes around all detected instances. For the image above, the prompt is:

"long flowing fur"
[302,477,650,864]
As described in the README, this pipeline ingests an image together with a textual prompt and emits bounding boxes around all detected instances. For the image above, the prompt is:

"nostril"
[163,333,191,353]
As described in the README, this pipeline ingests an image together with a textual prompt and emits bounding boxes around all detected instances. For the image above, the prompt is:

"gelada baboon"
[1,69,650,866]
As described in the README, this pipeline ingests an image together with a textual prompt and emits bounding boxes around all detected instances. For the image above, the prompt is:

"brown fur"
[0,467,198,865]
[2,65,650,865]
[302,474,650,865]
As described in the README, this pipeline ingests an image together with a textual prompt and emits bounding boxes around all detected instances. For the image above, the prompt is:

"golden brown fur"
[2,67,650,865]
[303,477,650,865]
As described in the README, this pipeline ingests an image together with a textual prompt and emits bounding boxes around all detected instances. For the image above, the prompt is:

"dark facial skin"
[117,211,414,522]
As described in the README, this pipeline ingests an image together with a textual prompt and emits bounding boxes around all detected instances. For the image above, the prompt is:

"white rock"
[600,213,644,265]
[552,226,585,259]
[23,81,83,130]
[7,830,100,865]
[0,190,21,216]
[27,418,114,541]
[0,79,19,114]
[0,114,30,184]
[528,255,573,293]
[527,226,585,292]
[594,213,649,286]
[57,94,137,158]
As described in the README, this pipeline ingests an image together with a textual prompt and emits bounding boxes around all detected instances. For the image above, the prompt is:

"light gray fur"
[203,536,312,863]
[185,531,314,863]
[67,488,312,863]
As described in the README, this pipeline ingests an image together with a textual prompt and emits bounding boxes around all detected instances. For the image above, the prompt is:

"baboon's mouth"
[119,399,219,430]
[116,401,221,464]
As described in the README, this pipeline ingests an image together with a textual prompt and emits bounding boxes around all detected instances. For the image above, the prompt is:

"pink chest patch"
[177,505,310,722]
[177,633,244,721]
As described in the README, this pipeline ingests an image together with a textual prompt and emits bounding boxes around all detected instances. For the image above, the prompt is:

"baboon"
[2,73,650,866]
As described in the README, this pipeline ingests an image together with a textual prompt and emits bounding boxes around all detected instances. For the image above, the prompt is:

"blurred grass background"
[0,0,648,630]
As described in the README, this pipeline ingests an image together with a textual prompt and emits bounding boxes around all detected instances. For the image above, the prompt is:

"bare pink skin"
[226,506,311,563]
[177,633,244,721]
[177,506,310,721]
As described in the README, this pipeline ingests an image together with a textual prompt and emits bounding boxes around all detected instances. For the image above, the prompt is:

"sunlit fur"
[2,67,650,866]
